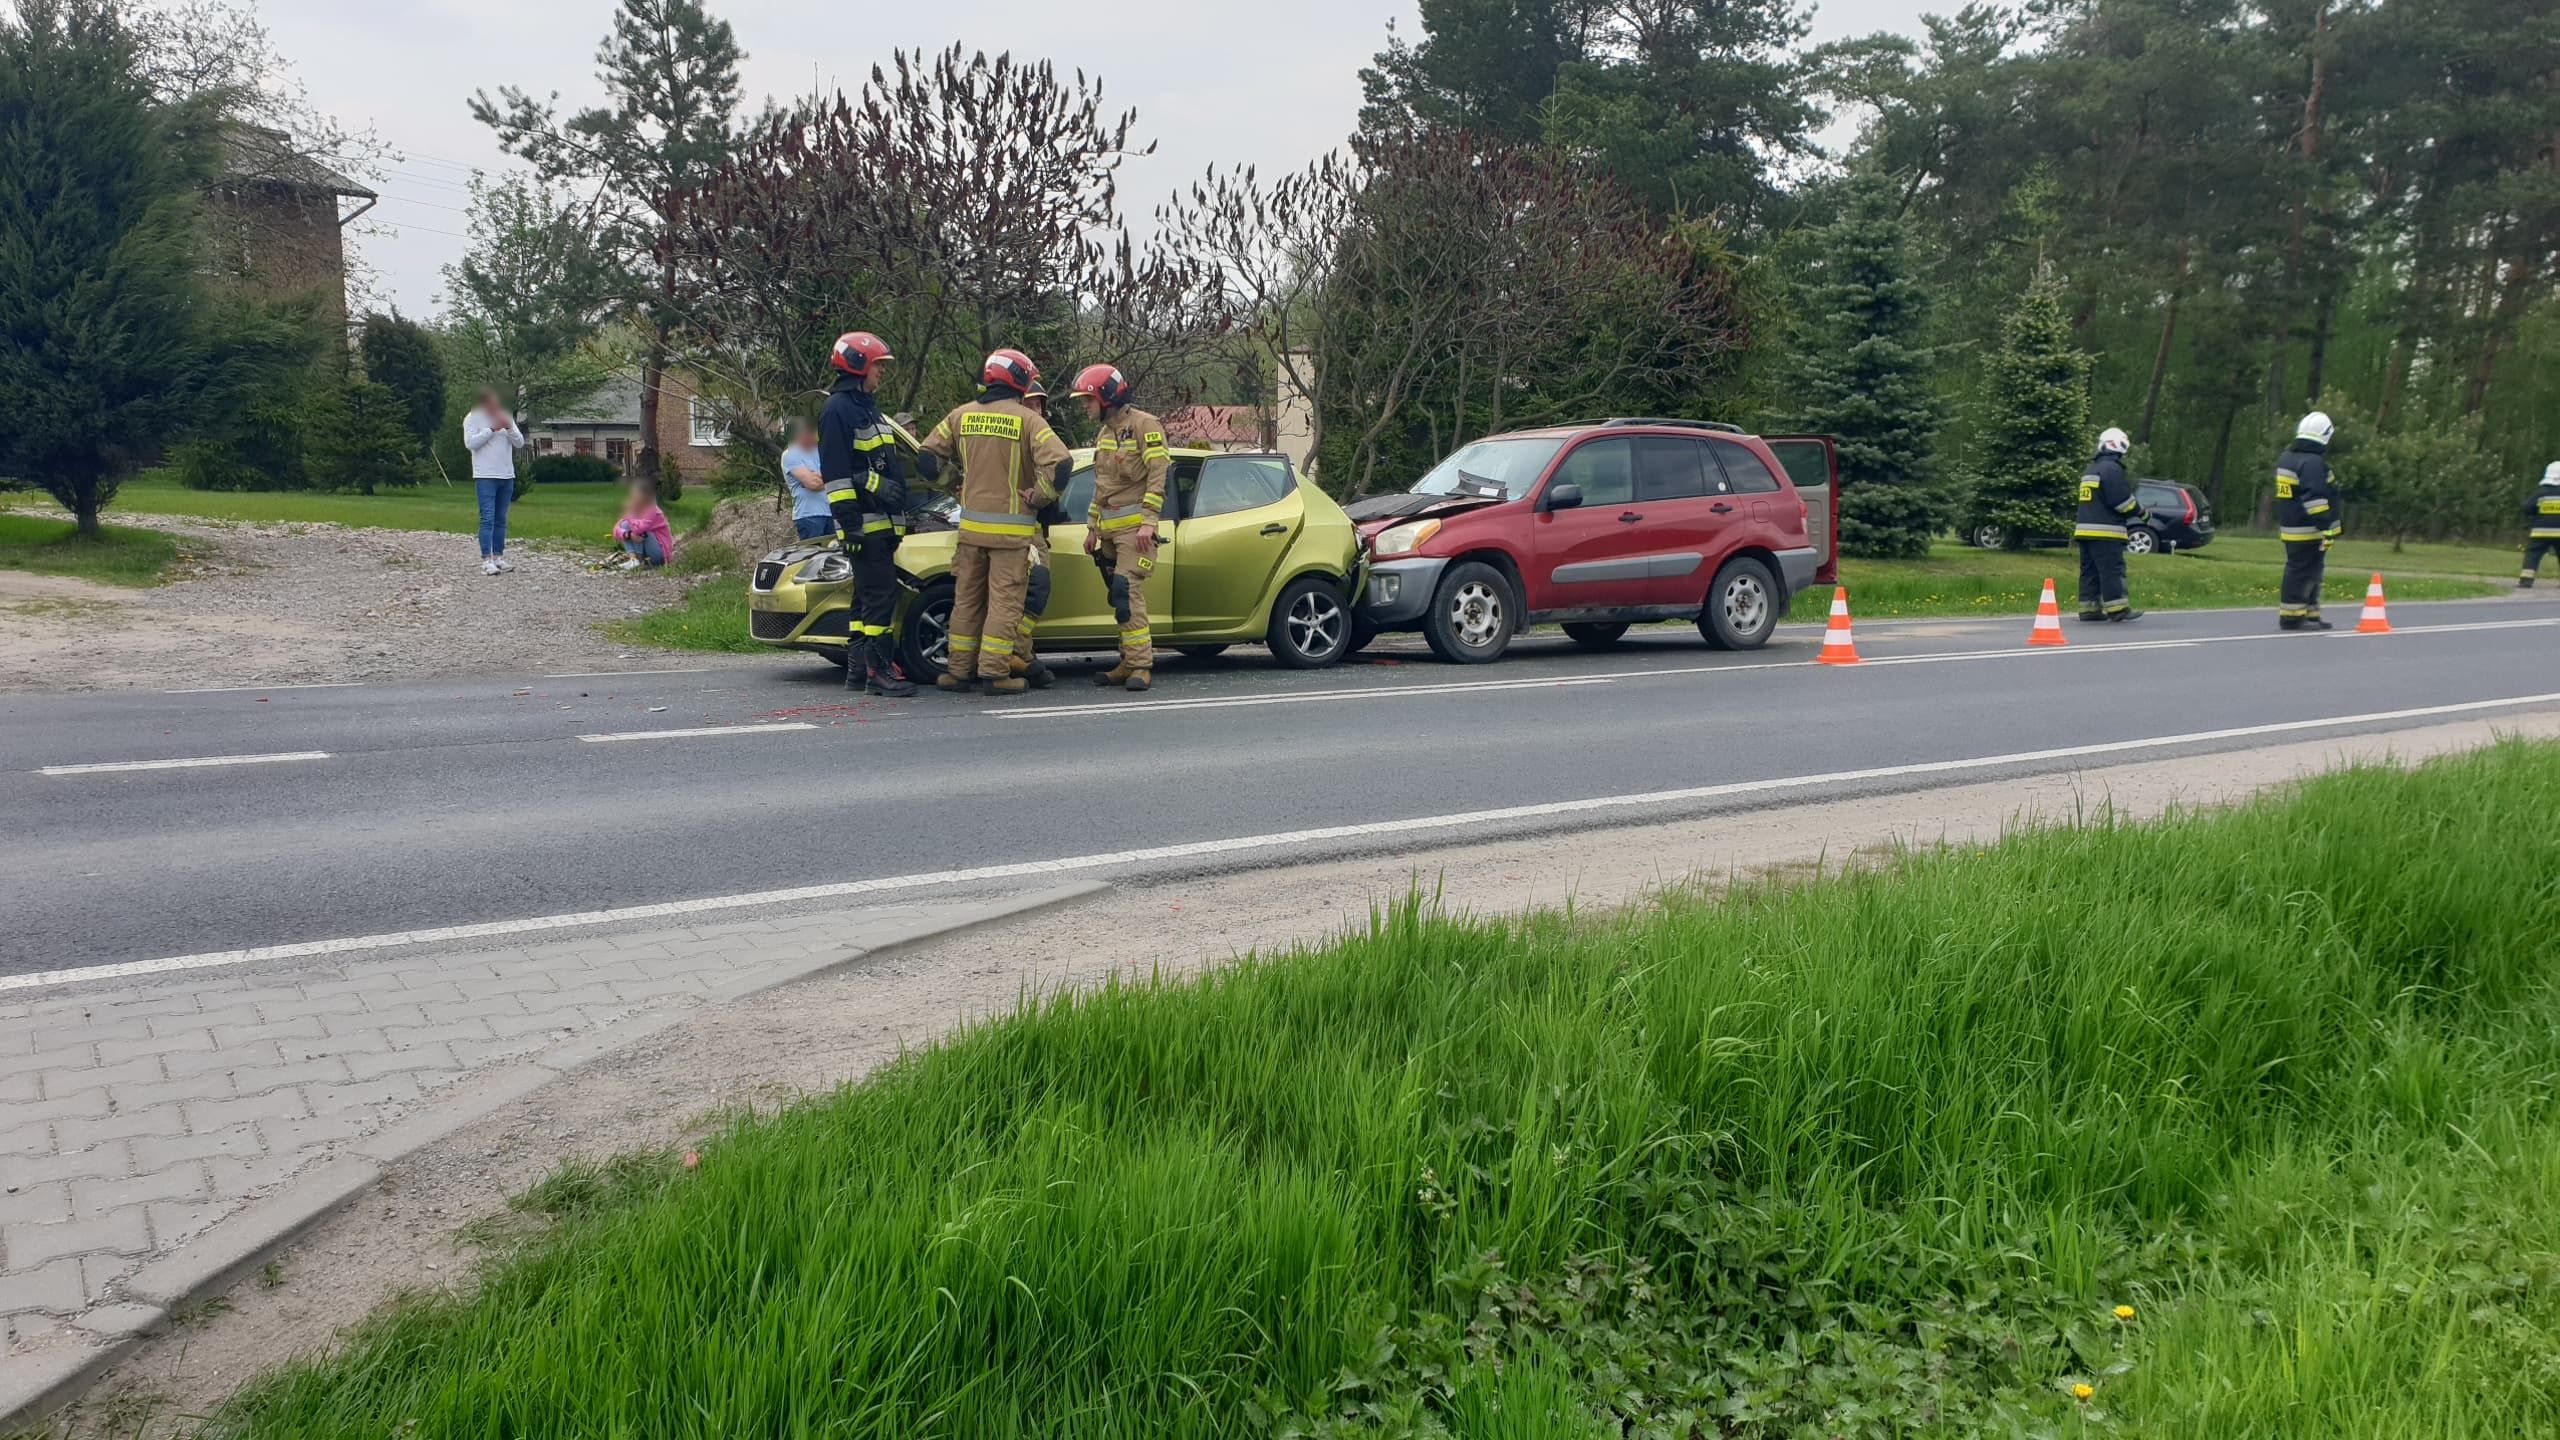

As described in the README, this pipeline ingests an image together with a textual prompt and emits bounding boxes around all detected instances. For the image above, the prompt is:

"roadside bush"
[653,450,685,506]
[528,453,621,487]
[306,379,427,495]
[707,439,784,499]
[171,394,311,491]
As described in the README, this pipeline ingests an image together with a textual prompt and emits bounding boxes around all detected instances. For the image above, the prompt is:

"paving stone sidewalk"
[0,889,1092,1372]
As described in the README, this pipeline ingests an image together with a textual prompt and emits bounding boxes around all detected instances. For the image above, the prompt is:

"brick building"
[202,125,375,331]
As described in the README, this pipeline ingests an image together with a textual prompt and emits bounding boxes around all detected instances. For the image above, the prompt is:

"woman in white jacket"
[463,389,527,575]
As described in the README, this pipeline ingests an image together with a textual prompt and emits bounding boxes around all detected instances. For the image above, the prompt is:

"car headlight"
[797,552,853,585]
[1371,518,1441,558]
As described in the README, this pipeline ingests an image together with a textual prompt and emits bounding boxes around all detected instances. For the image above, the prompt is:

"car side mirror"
[1544,483,1583,512]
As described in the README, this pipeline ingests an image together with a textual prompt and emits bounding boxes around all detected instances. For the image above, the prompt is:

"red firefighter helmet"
[1070,363,1133,409]
[981,349,1039,392]
[830,332,893,379]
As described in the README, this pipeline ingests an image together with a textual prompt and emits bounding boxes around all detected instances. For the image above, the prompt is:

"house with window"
[527,373,731,481]
[1162,404,1275,454]
[203,123,375,333]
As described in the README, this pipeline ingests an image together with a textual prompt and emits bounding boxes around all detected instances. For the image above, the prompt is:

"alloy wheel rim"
[921,602,950,670]
[1289,591,1344,656]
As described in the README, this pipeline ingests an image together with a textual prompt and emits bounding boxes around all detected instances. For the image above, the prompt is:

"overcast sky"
[236,0,1936,317]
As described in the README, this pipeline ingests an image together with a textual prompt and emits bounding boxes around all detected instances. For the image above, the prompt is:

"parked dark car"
[1965,479,2215,554]
[1347,419,1839,664]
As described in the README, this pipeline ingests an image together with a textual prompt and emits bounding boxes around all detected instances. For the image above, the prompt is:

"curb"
[0,881,1110,1427]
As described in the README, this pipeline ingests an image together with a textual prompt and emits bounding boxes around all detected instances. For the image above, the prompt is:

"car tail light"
[2184,491,2197,524]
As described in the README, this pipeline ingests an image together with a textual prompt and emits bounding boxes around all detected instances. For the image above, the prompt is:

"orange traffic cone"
[2356,574,2393,634]
[2028,578,2069,647]
[1815,586,1861,665]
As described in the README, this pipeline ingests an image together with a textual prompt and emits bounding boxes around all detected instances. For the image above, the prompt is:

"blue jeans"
[475,479,513,558]
[794,514,839,540]
[622,532,666,566]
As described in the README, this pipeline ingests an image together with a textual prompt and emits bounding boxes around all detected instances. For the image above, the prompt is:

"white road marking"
[14,688,2559,993]
[163,682,364,695]
[543,668,716,679]
[993,615,2560,721]
[38,751,332,777]
[575,722,818,743]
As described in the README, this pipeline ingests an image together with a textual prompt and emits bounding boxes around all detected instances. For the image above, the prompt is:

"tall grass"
[1784,542,2498,622]
[209,743,2560,1438]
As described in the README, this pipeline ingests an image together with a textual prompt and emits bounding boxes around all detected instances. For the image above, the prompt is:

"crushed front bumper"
[1355,556,1448,629]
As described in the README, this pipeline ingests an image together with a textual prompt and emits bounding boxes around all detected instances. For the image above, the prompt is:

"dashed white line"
[575,722,818,743]
[15,688,2559,992]
[992,615,2560,721]
[38,751,332,777]
[543,668,716,679]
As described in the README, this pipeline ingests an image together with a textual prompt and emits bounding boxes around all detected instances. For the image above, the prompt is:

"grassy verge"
[0,512,182,586]
[2200,533,2532,579]
[93,472,714,546]
[601,543,768,654]
[1786,540,2501,622]
[212,742,2560,1437]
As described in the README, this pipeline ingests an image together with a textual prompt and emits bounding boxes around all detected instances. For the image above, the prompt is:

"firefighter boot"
[937,670,975,693]
[1095,662,1134,687]
[864,638,916,698]
[985,674,1028,695]
[1123,669,1152,692]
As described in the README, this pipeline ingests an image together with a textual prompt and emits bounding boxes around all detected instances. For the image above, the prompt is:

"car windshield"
[1409,437,1567,502]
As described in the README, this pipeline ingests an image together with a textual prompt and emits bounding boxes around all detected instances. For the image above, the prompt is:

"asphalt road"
[5,594,2557,982]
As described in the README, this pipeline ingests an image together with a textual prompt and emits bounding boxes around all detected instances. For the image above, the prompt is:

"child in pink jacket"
[613,480,673,568]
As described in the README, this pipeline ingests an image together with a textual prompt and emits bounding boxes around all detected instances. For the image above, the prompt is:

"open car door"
[1762,436,1840,585]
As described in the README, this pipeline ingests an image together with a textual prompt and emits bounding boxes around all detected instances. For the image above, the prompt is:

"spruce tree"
[1969,279,2090,546]
[0,0,208,536]
[307,379,426,497]
[1782,171,1954,559]
[359,311,448,452]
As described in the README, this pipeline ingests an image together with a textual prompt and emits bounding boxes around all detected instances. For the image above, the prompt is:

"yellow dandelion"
[2072,1383,2095,1401]
[2114,1304,2136,1320]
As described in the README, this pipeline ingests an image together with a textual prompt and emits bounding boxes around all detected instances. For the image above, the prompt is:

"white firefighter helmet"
[2296,411,2336,445]
[2544,460,2560,485]
[2097,427,2131,455]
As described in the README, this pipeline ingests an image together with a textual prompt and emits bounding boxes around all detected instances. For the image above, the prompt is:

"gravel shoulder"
[0,516,774,693]
[40,709,2560,1437]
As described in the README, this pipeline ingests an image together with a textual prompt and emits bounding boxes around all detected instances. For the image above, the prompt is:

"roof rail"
[1597,416,1746,435]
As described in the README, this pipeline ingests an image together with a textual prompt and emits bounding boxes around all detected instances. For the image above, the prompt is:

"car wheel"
[1176,644,1231,660]
[1345,616,1378,656]
[1969,523,2008,550]
[2124,527,2159,556]
[1266,577,1353,669]
[897,580,956,679]
[1563,621,1631,650]
[1423,561,1517,664]
[1698,557,1780,651]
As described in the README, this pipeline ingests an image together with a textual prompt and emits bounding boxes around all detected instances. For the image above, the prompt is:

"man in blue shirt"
[781,420,832,540]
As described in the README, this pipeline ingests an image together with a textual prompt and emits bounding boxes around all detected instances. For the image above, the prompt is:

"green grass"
[208,743,2560,1438]
[604,563,766,655]
[0,512,182,586]
[2197,533,2533,580]
[1787,540,2501,622]
[98,472,714,546]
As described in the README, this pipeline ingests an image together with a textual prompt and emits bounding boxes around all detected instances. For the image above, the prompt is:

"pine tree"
[1782,171,1953,559]
[307,378,425,496]
[358,311,447,452]
[1969,279,2090,546]
[0,0,208,536]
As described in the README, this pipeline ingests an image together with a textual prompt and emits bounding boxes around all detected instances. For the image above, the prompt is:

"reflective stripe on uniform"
[957,508,1038,537]
[862,517,895,534]
[1140,431,1169,462]
[980,635,1015,656]
[2279,526,2326,541]
[949,636,980,654]
[2075,525,2128,540]
[1120,626,1151,644]
[1097,503,1151,531]
[1141,492,1163,509]
[2302,497,2332,515]
[1093,437,1121,453]
[2102,598,2131,614]
[2535,528,2560,540]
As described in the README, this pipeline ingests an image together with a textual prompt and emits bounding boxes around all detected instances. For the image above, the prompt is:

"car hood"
[759,542,839,567]
[1344,492,1503,535]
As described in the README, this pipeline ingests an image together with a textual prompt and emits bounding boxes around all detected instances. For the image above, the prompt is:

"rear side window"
[1550,437,1636,507]
[1060,466,1096,517]
[1634,437,1714,501]
[1160,458,1204,521]
[1191,456,1295,518]
[1710,440,1786,495]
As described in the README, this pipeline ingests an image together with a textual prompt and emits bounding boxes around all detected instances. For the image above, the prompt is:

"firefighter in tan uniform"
[916,350,1071,695]
[1071,364,1168,692]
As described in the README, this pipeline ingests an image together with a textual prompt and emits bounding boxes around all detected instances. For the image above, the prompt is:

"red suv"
[1347,419,1839,663]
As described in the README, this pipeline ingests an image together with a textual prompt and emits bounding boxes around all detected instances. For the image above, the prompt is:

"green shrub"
[653,450,685,506]
[171,396,310,491]
[306,379,427,495]
[528,453,621,487]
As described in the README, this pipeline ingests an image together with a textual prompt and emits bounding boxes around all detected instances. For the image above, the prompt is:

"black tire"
[1969,523,2008,550]
[1698,557,1781,651]
[1422,561,1518,664]
[1266,576,1354,669]
[1563,621,1630,650]
[897,579,956,679]
[1176,644,1231,660]
[1345,616,1379,656]
[2124,527,2160,556]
